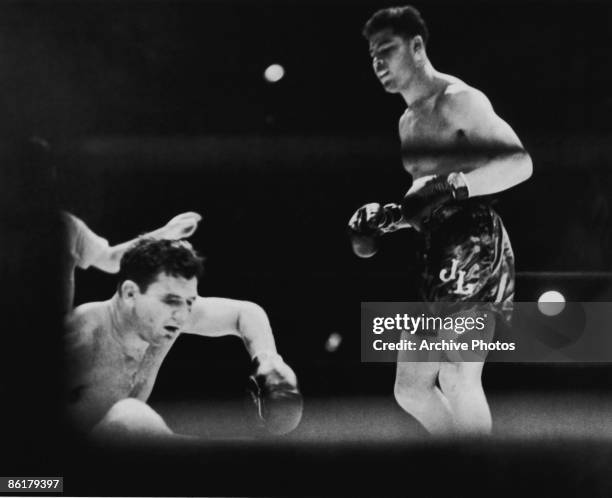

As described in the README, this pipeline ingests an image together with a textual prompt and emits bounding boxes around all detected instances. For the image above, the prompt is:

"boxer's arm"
[90,212,202,273]
[186,297,302,434]
[440,87,533,196]
[184,297,278,360]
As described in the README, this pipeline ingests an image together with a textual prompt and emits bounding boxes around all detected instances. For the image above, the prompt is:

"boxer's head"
[117,239,204,344]
[363,6,429,93]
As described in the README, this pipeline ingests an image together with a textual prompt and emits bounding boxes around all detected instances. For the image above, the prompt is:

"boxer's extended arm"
[185,297,278,360]
[185,297,302,434]
[91,212,202,273]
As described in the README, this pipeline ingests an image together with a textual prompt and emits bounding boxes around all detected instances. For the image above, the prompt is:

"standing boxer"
[65,238,302,438]
[349,6,532,434]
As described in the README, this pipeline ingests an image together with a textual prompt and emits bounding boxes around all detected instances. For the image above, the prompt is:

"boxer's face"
[368,29,420,93]
[132,272,198,344]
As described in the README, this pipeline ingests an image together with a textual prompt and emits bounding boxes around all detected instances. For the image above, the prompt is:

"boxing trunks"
[417,199,514,325]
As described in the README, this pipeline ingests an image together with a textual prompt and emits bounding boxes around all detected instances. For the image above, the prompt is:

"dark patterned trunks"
[418,200,515,324]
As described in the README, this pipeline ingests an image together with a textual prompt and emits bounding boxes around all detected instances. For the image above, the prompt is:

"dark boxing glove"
[247,353,303,436]
[401,172,469,231]
[347,202,407,258]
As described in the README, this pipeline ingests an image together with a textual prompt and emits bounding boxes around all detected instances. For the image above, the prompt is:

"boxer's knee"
[438,361,484,395]
[93,398,172,439]
[394,379,432,413]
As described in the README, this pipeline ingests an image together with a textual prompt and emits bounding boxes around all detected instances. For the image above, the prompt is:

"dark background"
[2,0,612,495]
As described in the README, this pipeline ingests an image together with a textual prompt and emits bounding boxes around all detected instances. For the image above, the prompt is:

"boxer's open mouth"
[164,325,179,334]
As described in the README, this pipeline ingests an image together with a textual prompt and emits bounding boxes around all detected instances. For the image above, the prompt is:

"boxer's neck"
[400,62,439,108]
[108,294,149,357]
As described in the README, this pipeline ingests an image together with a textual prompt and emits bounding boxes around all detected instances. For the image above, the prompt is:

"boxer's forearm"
[463,151,532,197]
[404,145,531,195]
[398,152,531,233]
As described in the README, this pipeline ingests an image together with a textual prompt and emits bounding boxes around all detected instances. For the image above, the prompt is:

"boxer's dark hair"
[117,238,204,293]
[362,6,429,45]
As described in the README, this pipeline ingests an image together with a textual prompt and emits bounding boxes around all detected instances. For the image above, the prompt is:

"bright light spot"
[538,290,566,316]
[264,64,285,83]
[325,332,342,352]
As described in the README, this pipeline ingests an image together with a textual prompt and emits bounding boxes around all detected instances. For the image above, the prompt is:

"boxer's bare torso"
[65,300,179,430]
[399,75,474,181]
[368,28,528,197]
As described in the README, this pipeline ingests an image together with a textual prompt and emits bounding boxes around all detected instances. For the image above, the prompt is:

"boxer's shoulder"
[437,80,493,123]
[65,301,109,342]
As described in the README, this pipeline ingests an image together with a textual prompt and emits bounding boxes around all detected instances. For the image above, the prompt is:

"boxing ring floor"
[58,391,612,496]
[155,391,612,442]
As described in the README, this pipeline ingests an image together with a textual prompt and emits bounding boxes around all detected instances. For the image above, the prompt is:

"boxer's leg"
[394,331,454,435]
[92,398,173,439]
[417,205,503,434]
[438,361,490,435]
[436,217,514,434]
[438,314,496,435]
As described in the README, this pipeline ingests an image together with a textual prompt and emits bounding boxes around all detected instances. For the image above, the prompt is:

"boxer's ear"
[119,280,140,304]
[411,35,425,54]
[411,35,427,67]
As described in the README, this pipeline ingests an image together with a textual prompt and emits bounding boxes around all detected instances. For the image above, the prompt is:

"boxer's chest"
[95,341,173,400]
[399,107,462,177]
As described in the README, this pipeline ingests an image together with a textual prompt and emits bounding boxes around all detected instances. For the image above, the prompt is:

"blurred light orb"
[325,332,342,352]
[264,64,285,83]
[538,290,566,316]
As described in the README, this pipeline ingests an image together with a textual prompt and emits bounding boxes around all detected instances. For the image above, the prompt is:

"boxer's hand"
[348,203,386,235]
[347,203,383,258]
[347,203,410,257]
[154,212,202,240]
[348,203,407,235]
[247,353,303,436]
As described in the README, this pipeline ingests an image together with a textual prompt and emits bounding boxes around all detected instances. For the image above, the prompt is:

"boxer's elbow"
[517,151,533,184]
[91,247,121,273]
[237,301,270,331]
[506,150,532,189]
[102,247,123,273]
[236,301,276,346]
[235,301,271,341]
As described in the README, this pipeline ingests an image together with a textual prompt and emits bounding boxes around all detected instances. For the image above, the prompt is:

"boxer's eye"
[372,45,394,60]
